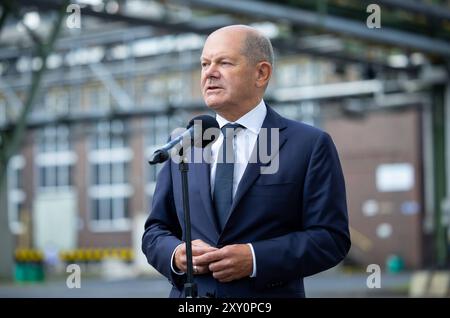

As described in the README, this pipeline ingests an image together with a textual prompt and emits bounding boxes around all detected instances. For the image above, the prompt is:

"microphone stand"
[149,115,220,298]
[179,147,198,298]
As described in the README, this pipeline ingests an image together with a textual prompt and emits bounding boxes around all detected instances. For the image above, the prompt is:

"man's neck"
[217,99,262,122]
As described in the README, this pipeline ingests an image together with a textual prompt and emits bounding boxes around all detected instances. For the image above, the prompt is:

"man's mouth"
[206,86,223,92]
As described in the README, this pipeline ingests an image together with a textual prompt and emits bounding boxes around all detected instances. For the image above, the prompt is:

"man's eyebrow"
[200,55,234,62]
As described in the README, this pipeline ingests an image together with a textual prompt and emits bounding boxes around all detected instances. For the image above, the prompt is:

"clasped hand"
[174,239,253,283]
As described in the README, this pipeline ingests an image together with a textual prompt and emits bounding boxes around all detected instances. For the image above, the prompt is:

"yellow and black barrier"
[14,247,134,282]
[15,247,135,263]
[59,248,134,263]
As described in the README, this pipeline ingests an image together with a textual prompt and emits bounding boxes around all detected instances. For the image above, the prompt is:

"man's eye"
[201,63,208,68]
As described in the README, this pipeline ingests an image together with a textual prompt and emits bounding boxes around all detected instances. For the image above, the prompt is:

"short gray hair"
[241,32,274,66]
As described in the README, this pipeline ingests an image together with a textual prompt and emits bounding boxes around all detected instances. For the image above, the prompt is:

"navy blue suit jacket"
[142,106,350,298]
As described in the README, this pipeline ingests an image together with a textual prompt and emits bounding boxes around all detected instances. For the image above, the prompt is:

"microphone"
[149,115,219,165]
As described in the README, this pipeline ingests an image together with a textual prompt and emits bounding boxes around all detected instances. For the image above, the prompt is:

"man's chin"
[205,100,224,111]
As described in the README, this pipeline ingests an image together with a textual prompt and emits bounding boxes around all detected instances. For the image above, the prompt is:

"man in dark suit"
[142,25,350,298]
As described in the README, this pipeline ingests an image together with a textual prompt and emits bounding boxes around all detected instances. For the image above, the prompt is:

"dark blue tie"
[213,123,243,231]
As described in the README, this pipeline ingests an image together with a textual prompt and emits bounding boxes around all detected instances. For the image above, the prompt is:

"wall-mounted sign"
[376,223,393,239]
[362,199,379,217]
[376,163,414,192]
[401,201,420,215]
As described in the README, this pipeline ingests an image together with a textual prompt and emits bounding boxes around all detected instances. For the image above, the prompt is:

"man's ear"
[255,61,272,88]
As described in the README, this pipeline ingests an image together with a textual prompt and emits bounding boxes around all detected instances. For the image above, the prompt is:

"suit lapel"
[222,107,288,232]
[192,146,221,237]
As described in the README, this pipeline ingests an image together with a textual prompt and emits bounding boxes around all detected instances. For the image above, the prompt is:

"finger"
[194,250,223,266]
[192,245,218,256]
[177,258,187,272]
[192,239,211,247]
[179,265,187,273]
[192,240,219,255]
[208,259,230,273]
[192,244,217,253]
[218,275,235,283]
[193,265,209,275]
[212,269,234,282]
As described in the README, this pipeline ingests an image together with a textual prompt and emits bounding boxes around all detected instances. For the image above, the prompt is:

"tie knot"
[221,123,244,137]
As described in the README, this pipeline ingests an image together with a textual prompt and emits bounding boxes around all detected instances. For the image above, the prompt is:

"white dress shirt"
[171,100,267,278]
[210,99,267,198]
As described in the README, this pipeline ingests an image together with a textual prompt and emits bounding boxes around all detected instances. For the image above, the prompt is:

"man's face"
[200,31,257,113]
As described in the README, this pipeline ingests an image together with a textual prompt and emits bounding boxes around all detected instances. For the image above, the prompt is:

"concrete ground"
[0,269,411,298]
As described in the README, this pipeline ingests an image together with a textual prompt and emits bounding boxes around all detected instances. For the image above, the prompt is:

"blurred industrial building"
[0,0,449,295]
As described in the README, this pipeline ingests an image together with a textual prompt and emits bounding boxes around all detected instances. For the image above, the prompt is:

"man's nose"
[204,64,220,79]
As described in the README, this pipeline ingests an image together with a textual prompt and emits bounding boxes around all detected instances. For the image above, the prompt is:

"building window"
[38,125,70,152]
[142,74,188,108]
[0,99,6,126]
[91,197,130,224]
[277,60,319,88]
[144,78,165,107]
[144,114,185,207]
[89,120,133,231]
[87,85,110,111]
[36,125,76,191]
[146,115,169,148]
[167,75,184,104]
[38,165,73,188]
[91,162,128,185]
[92,120,126,150]
[145,115,170,187]
[8,155,26,234]
[277,63,300,87]
[46,89,69,115]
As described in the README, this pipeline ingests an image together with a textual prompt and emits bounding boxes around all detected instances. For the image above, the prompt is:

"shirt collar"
[215,99,267,134]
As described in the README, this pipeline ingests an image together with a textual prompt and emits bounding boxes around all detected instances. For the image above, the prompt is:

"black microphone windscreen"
[187,115,219,148]
[187,115,219,131]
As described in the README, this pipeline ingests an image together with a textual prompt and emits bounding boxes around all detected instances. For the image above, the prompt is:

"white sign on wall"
[376,163,414,192]
[33,191,77,251]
